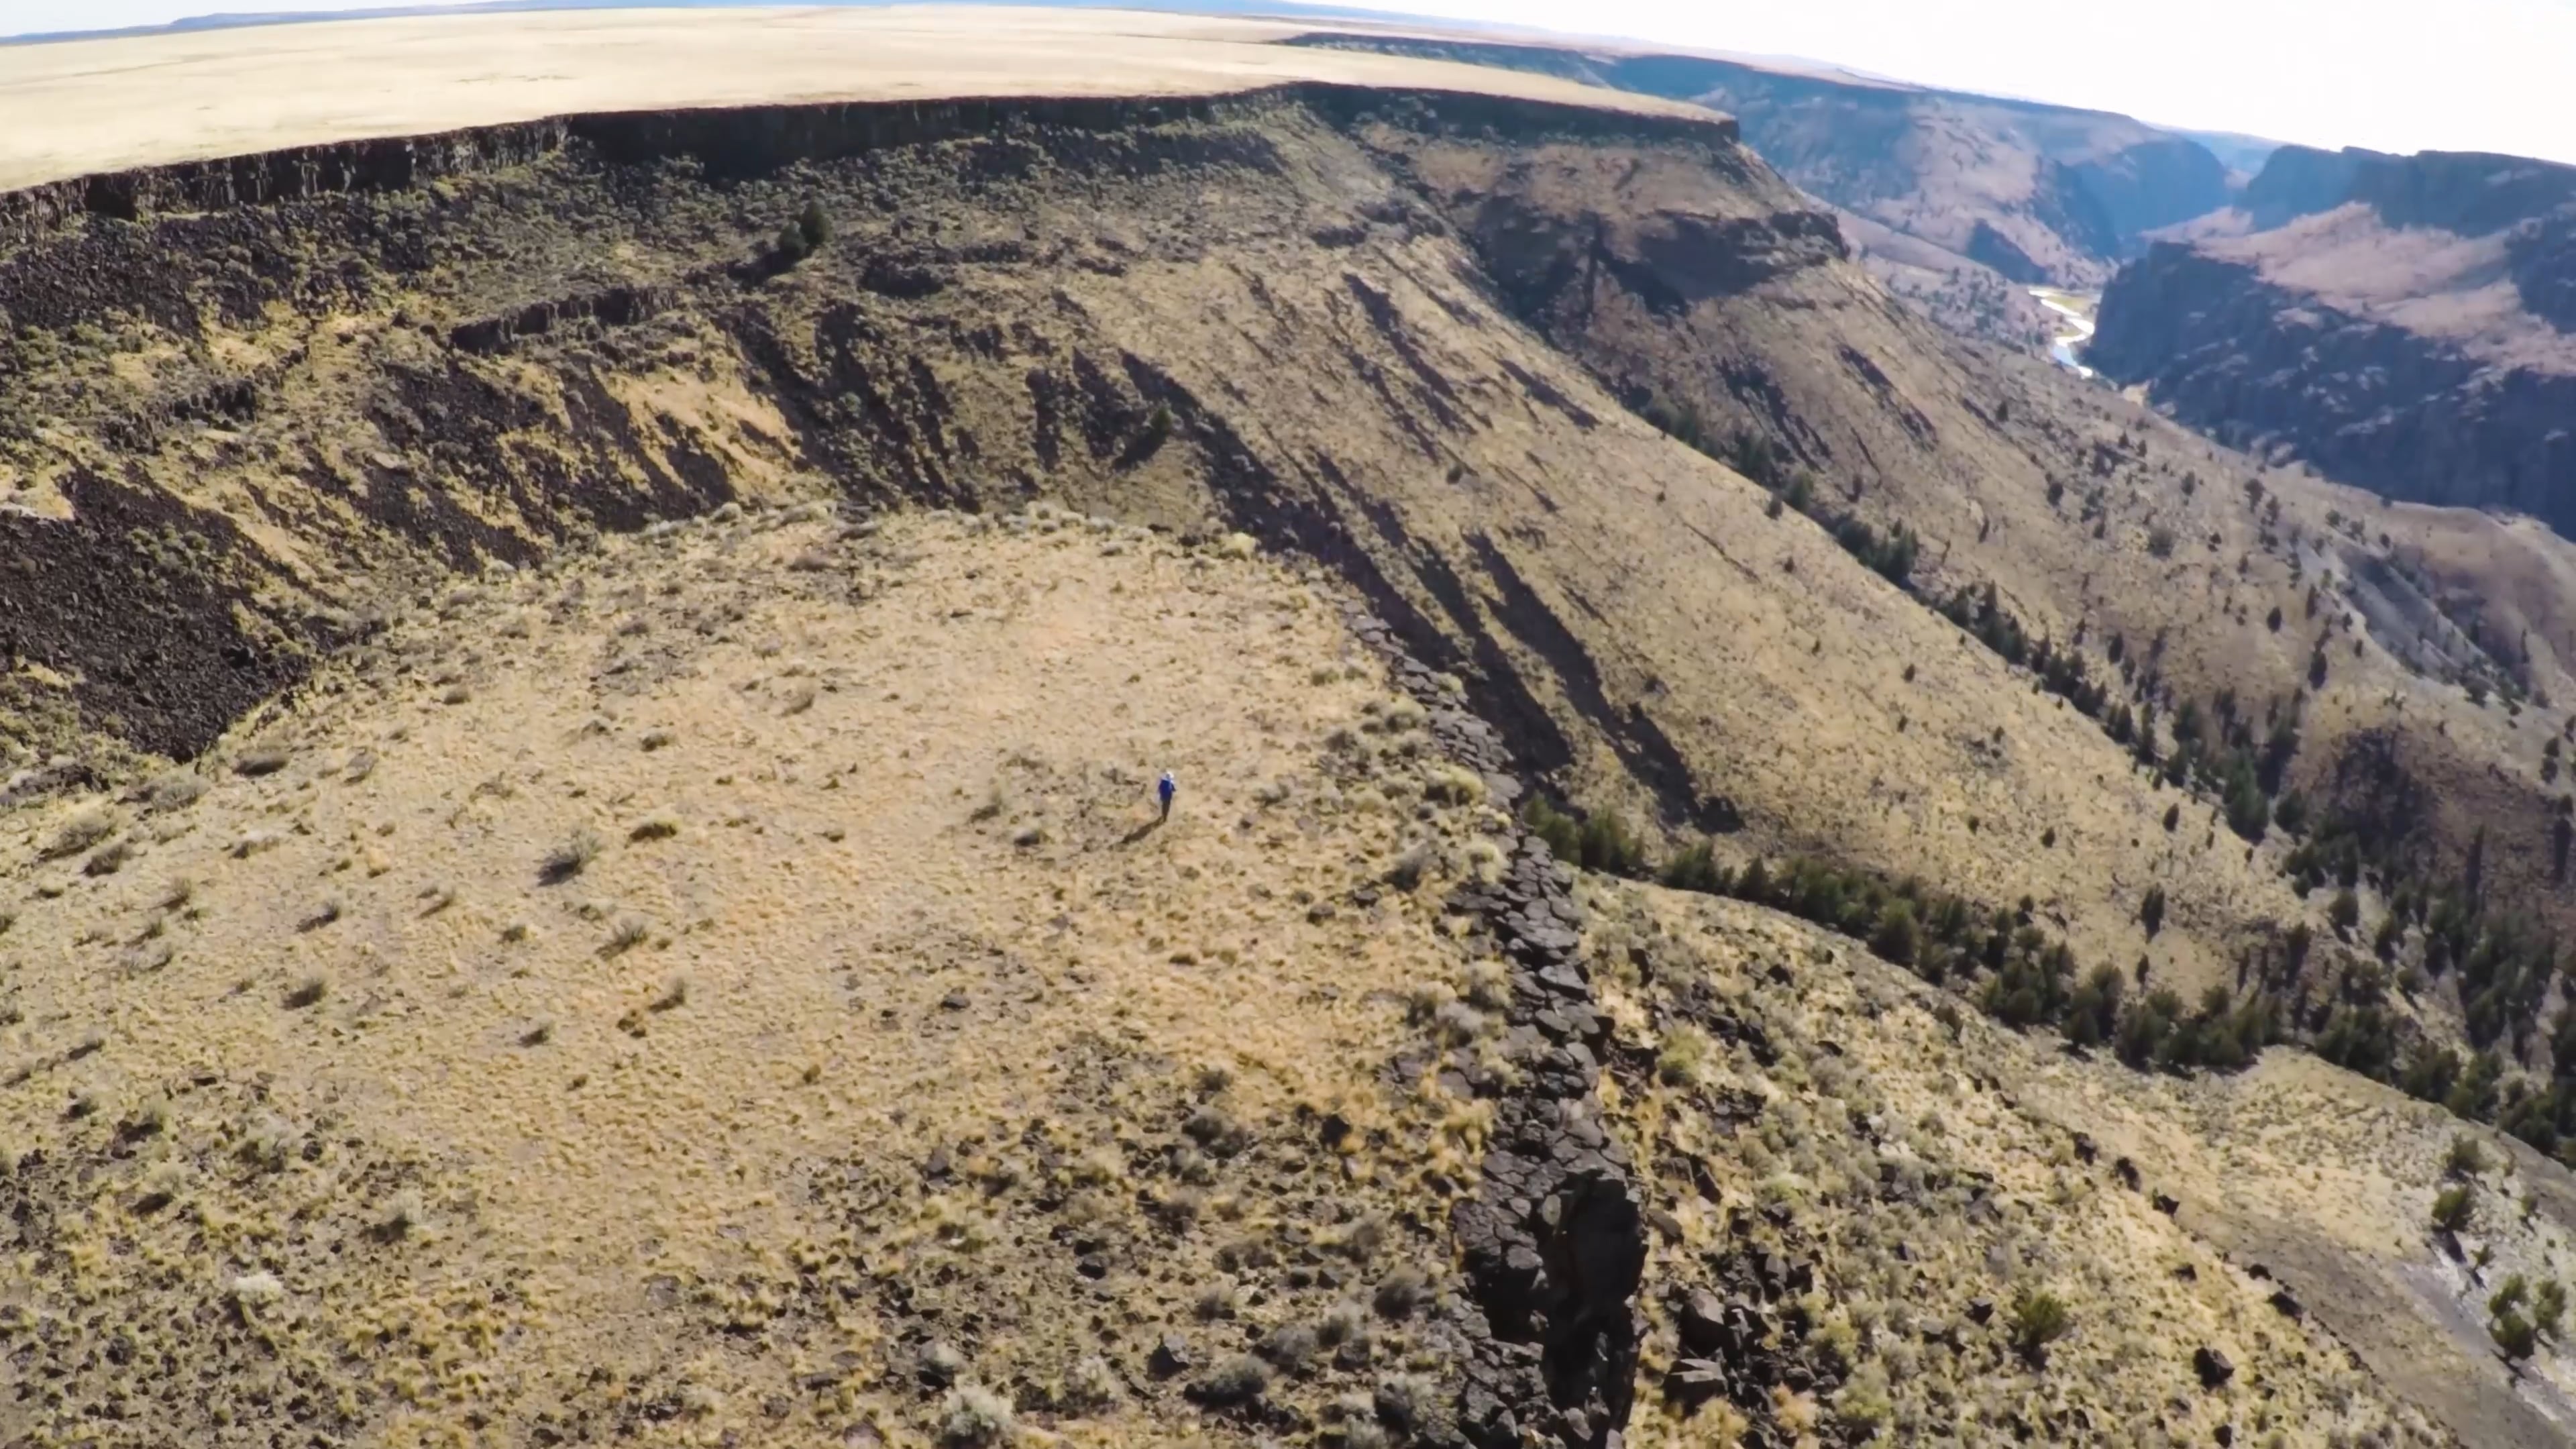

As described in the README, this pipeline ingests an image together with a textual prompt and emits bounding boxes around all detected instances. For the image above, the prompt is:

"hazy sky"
[11,0,2576,165]
[1348,0,2576,162]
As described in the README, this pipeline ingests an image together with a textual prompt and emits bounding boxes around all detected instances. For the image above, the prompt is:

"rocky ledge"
[1346,596,1646,1449]
[2090,242,2576,533]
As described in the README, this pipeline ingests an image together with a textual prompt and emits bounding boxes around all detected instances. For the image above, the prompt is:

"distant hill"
[15,8,2252,313]
[9,13,2576,1447]
[3,0,1405,46]
[1288,31,2248,290]
[2093,144,2576,534]
[2172,126,2285,180]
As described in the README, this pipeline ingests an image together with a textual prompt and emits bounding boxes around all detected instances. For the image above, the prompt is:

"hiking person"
[1158,771,1177,820]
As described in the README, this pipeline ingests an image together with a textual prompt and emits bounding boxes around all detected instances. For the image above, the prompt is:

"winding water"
[2029,286,2099,378]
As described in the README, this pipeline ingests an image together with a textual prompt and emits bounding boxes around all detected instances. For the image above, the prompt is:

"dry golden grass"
[1113,126,2308,1002]
[0,7,1701,191]
[0,24,2570,1445]
[0,501,2546,1446]
[0,87,2306,1018]
[0,505,1518,1443]
[2033,1042,2576,1444]
[1588,881,2479,1446]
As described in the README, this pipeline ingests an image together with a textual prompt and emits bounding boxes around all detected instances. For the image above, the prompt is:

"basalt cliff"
[5,13,2576,1447]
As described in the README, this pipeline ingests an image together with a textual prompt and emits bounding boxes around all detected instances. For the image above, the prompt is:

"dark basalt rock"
[1347,597,1646,1449]
[1677,1288,1729,1355]
[1662,1246,1844,1429]
[0,80,1748,781]
[0,466,308,759]
[449,285,672,355]
[1662,1357,1730,1405]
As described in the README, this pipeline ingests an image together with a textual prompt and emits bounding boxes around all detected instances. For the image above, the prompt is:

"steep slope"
[0,46,2310,1026]
[5,11,2576,1446]
[0,502,2506,1448]
[1830,207,2058,353]
[1595,881,2542,1447]
[2092,146,2576,533]
[0,504,1638,1446]
[1287,31,2239,290]
[1390,77,2576,1131]
[5,6,2573,1140]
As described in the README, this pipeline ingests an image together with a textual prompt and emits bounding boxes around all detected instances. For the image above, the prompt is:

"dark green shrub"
[2314,1004,2396,1077]
[1731,856,1773,904]
[1523,797,1580,863]
[1576,812,1649,877]
[2491,1273,2529,1318]
[2402,1042,2462,1104]
[1641,394,1711,453]
[2446,1051,2506,1122]
[2139,885,2167,938]
[2432,1182,2476,1232]
[1870,902,1920,966]
[1982,938,2078,1029]
[2224,764,2269,841]
[2121,984,2270,1072]
[1722,429,1784,488]
[1521,798,1647,877]
[2065,965,2124,1047]
[2008,1288,2071,1362]
[2273,790,2308,835]
[1833,516,1919,584]
[2285,921,2314,971]
[1660,840,1729,894]
[2373,912,2406,959]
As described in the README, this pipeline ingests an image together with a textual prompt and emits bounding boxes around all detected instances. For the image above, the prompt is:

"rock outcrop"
[2091,146,2576,535]
[2233,144,2375,230]
[1292,32,2235,286]
[1442,836,1642,1448]
[0,72,2316,1010]
[1352,598,1645,1448]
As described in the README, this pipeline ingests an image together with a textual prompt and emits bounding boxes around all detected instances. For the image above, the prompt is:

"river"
[2028,286,2099,378]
